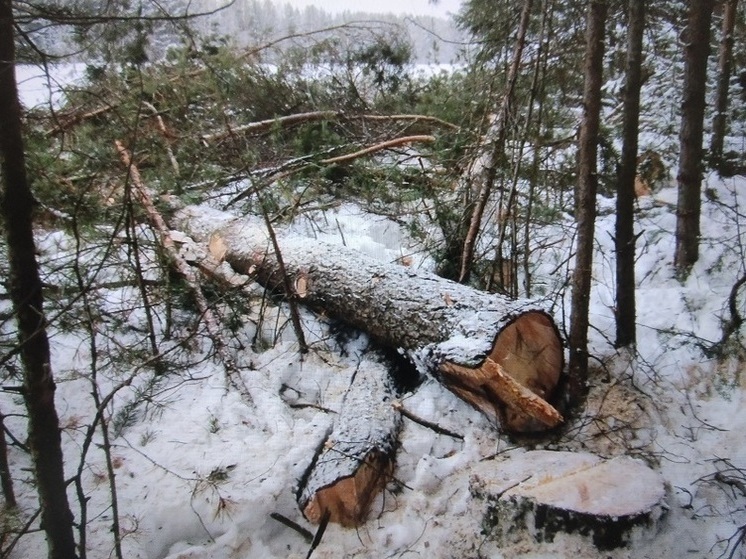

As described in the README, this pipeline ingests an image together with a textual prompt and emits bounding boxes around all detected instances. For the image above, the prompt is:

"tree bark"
[615,0,645,348]
[675,0,715,278]
[173,206,565,433]
[0,2,78,557]
[297,356,402,527]
[0,409,16,508]
[568,0,606,401]
[710,0,738,168]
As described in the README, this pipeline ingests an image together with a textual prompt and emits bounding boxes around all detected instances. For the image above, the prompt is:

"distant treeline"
[15,0,467,64]
[193,0,467,63]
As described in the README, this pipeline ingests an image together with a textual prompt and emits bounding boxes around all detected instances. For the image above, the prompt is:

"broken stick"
[115,142,253,404]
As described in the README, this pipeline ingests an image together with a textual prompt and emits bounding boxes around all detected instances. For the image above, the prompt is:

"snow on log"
[172,205,565,433]
[469,450,667,550]
[296,357,402,527]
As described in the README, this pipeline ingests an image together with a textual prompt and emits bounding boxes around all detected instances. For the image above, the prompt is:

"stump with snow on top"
[470,450,667,551]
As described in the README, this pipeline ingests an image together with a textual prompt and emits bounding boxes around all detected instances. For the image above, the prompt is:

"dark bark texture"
[710,0,738,167]
[0,1,78,557]
[568,0,607,400]
[0,410,16,508]
[675,0,714,277]
[614,0,645,348]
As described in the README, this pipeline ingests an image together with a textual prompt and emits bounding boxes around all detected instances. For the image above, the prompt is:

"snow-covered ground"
[4,56,746,558]
[4,171,746,559]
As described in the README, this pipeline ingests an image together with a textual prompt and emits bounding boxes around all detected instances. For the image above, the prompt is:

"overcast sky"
[281,0,463,18]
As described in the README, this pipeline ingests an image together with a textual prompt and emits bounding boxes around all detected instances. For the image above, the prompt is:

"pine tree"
[0,1,78,557]
[568,0,607,400]
[615,0,645,348]
[675,0,715,277]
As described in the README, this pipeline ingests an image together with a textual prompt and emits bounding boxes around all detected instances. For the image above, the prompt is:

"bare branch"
[115,140,254,404]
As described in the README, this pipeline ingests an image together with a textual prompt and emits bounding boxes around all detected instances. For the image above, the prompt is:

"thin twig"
[269,512,314,543]
[393,401,464,440]
[115,140,255,403]
[0,507,41,559]
[257,195,309,354]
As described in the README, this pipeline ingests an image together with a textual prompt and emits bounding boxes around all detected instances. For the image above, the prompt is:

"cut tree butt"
[470,450,667,550]
[296,357,401,527]
[172,205,565,433]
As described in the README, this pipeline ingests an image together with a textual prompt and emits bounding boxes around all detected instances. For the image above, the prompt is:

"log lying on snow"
[296,357,401,527]
[470,450,667,551]
[172,205,565,433]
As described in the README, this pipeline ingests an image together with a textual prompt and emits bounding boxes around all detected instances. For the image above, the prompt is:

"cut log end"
[297,358,401,528]
[302,449,394,528]
[439,311,564,433]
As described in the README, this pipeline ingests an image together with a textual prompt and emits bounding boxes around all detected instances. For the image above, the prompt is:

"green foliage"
[353,35,412,95]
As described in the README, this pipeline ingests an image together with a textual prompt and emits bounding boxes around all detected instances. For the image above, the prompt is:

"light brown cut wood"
[439,312,563,432]
[303,449,393,527]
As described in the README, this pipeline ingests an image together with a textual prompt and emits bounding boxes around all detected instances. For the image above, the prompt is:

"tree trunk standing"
[615,0,645,348]
[675,0,715,278]
[710,0,738,168]
[173,206,565,433]
[568,0,607,401]
[457,0,534,284]
[0,2,78,558]
[0,409,16,508]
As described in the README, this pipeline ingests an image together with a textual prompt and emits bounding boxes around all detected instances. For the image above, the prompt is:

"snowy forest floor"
[4,170,746,559]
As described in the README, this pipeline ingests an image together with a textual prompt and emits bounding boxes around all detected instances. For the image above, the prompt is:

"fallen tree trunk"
[172,205,565,433]
[297,356,401,527]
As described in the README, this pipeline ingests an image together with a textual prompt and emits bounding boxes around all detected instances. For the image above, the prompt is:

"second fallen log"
[173,205,565,433]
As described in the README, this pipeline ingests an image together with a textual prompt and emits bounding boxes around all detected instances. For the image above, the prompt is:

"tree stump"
[469,450,667,550]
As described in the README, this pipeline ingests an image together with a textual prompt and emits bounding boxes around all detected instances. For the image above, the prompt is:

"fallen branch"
[393,400,464,440]
[200,111,340,145]
[269,512,314,543]
[142,101,180,175]
[200,111,456,145]
[114,141,253,404]
[319,135,436,165]
[47,104,116,137]
[223,135,437,208]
